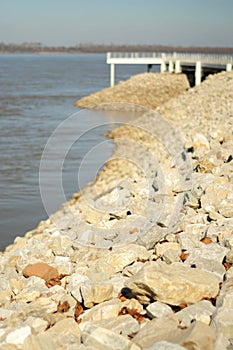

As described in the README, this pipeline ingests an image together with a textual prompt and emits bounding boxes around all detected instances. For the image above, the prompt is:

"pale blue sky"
[1,0,233,46]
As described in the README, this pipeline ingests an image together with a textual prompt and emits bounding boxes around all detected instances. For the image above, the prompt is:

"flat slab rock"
[22,263,58,282]
[125,261,220,305]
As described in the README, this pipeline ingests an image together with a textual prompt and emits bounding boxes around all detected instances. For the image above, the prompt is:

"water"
[0,53,154,250]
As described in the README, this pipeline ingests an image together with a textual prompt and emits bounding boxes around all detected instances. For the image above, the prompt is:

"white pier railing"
[106,52,233,87]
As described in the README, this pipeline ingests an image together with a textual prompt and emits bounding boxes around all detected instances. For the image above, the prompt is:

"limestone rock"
[102,244,152,273]
[226,249,233,263]
[91,314,139,337]
[133,319,215,350]
[5,326,31,346]
[46,318,81,348]
[121,298,145,314]
[147,342,186,350]
[125,261,220,305]
[81,281,114,308]
[79,299,122,322]
[132,317,180,348]
[211,306,233,339]
[216,289,233,308]
[136,224,166,249]
[67,273,90,302]
[22,263,58,282]
[184,243,228,279]
[81,322,132,350]
[213,332,230,350]
[146,301,173,319]
[53,256,73,275]
[219,203,233,218]
[193,133,210,150]
[24,316,48,333]
[123,262,144,277]
[156,242,181,264]
[109,274,128,298]
[50,234,72,255]
[74,72,189,110]
[175,300,215,327]
[0,290,13,307]
[179,321,216,350]
[22,334,57,350]
[14,287,42,303]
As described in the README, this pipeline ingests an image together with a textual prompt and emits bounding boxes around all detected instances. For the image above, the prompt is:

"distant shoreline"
[1,43,233,55]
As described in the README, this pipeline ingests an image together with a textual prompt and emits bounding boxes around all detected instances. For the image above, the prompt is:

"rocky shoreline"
[74,72,190,110]
[0,71,233,349]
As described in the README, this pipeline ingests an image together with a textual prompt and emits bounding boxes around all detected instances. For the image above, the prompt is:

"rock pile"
[74,72,190,110]
[0,70,233,349]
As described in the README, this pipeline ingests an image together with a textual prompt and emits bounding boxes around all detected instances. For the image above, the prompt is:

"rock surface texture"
[74,72,190,110]
[0,70,233,349]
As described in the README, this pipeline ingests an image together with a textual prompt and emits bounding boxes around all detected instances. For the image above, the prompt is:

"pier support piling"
[160,61,166,73]
[195,61,202,86]
[226,63,232,71]
[175,60,181,73]
[110,63,115,87]
[168,60,174,73]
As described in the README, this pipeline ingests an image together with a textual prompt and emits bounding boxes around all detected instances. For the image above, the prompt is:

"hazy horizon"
[1,0,233,47]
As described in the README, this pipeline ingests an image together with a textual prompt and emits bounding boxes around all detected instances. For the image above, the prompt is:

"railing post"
[195,61,202,86]
[110,63,115,87]
[226,63,232,71]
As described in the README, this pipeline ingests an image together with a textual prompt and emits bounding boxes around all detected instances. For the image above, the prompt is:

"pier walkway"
[107,52,233,87]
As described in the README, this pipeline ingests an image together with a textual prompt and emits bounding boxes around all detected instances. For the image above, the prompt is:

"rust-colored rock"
[201,237,213,245]
[57,300,70,313]
[22,263,59,282]
[119,306,145,323]
[74,302,84,322]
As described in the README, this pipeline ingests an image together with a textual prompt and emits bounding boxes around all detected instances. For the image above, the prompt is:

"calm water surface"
[0,53,154,250]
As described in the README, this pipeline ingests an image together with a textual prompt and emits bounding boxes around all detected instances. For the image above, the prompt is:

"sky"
[1,0,233,47]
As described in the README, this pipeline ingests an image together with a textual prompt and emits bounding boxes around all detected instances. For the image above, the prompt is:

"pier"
[107,52,233,87]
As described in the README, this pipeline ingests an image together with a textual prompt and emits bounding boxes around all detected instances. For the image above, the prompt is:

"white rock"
[102,244,152,273]
[147,341,186,350]
[156,243,181,257]
[22,334,57,350]
[125,261,220,305]
[0,308,13,319]
[24,316,48,333]
[6,326,31,346]
[50,235,72,255]
[91,314,139,337]
[146,301,173,319]
[211,306,233,339]
[216,290,233,308]
[53,256,73,275]
[81,281,114,308]
[25,275,47,289]
[123,262,144,277]
[15,287,42,303]
[213,332,230,350]
[109,274,128,297]
[184,243,228,279]
[46,318,81,347]
[193,133,210,150]
[175,300,215,327]
[81,322,132,350]
[68,273,90,302]
[80,299,122,322]
[133,318,216,350]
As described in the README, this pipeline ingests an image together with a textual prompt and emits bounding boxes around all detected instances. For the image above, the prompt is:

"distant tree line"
[0,42,233,54]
